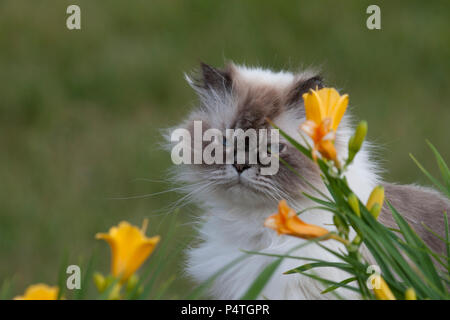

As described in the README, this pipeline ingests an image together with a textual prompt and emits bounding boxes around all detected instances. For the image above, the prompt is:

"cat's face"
[169,63,335,206]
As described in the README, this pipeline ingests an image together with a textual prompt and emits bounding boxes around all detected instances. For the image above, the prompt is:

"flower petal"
[278,199,296,219]
[122,236,160,280]
[330,94,348,131]
[303,90,324,124]
[300,120,318,139]
[265,200,330,240]
[318,140,337,162]
[286,217,330,239]
[317,88,341,117]
[14,284,59,300]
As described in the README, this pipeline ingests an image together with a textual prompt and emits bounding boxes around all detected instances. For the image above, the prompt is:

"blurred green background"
[0,0,449,298]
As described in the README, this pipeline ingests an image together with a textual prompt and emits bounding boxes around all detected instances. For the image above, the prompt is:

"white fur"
[175,65,380,299]
[237,65,295,89]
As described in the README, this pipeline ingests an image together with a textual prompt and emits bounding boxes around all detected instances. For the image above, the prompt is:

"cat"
[165,62,450,299]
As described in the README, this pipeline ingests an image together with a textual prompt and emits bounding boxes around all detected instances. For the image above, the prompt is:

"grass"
[0,0,449,297]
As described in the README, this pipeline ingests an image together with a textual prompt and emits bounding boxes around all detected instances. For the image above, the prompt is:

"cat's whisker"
[163,180,217,211]
[106,181,207,200]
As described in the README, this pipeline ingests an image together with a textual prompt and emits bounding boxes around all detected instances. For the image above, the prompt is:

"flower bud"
[126,274,139,293]
[405,288,417,300]
[347,121,368,164]
[347,193,360,217]
[373,275,396,300]
[367,186,384,219]
[108,283,122,300]
[352,235,362,246]
[333,215,349,235]
[370,203,382,220]
[93,272,106,293]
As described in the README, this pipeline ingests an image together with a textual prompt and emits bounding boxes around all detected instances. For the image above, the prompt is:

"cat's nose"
[233,163,250,173]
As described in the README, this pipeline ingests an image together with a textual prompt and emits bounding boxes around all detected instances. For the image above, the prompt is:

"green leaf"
[0,278,14,300]
[321,277,358,294]
[98,277,120,300]
[126,209,183,299]
[301,192,336,209]
[278,156,332,201]
[284,262,353,274]
[346,211,425,295]
[128,209,182,299]
[186,255,248,300]
[242,250,335,263]
[239,238,336,300]
[56,251,69,300]
[291,270,360,294]
[421,223,450,246]
[136,243,185,299]
[445,212,450,273]
[427,140,450,192]
[297,206,338,216]
[395,238,449,274]
[269,122,311,158]
[240,258,283,300]
[270,121,334,200]
[74,252,96,300]
[388,201,446,296]
[410,153,450,197]
[153,275,176,300]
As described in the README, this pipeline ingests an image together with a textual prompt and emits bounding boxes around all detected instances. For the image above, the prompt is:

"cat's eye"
[222,136,228,146]
[267,143,286,154]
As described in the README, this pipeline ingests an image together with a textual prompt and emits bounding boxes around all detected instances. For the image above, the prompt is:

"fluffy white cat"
[166,62,448,299]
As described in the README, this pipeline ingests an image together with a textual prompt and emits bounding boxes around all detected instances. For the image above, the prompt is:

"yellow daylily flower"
[14,283,59,300]
[300,87,349,164]
[372,275,396,300]
[96,219,160,282]
[264,200,330,240]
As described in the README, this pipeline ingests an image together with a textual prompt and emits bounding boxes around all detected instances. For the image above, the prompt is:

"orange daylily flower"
[96,219,160,282]
[264,200,330,240]
[14,283,59,300]
[300,87,349,163]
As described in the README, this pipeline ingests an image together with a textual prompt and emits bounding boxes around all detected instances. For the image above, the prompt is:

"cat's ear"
[195,62,233,93]
[286,75,324,106]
